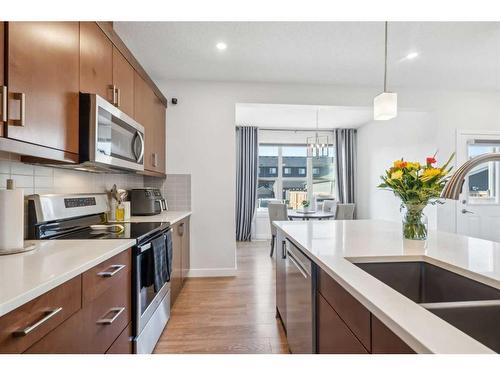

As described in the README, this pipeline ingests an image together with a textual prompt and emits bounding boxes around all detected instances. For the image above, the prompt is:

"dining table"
[287,209,335,220]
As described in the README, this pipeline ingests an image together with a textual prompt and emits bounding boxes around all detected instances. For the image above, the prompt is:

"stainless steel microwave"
[78,93,145,172]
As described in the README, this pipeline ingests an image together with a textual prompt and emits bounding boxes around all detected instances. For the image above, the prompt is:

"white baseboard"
[186,267,237,277]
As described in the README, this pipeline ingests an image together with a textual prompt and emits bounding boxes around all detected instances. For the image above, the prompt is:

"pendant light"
[373,21,397,121]
[307,109,330,158]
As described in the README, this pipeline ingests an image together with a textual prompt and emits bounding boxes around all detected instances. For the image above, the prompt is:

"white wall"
[357,90,500,233]
[357,111,438,228]
[159,79,500,276]
[160,80,377,276]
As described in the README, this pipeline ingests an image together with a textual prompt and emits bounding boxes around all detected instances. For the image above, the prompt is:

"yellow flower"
[406,162,421,170]
[390,170,403,180]
[421,168,442,181]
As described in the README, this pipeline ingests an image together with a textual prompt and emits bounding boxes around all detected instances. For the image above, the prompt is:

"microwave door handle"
[137,131,145,163]
[132,131,145,163]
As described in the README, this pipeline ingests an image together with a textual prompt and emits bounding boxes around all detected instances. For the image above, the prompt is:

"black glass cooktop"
[53,222,169,243]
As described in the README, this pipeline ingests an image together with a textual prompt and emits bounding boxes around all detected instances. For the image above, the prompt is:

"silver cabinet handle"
[282,240,286,259]
[116,87,121,107]
[96,307,125,325]
[8,92,25,127]
[152,152,158,167]
[461,209,475,214]
[13,307,63,337]
[110,84,117,105]
[97,264,126,278]
[0,86,6,123]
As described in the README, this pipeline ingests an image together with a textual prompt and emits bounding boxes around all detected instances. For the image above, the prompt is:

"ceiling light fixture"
[216,42,227,51]
[373,22,397,121]
[406,52,419,60]
[307,109,330,158]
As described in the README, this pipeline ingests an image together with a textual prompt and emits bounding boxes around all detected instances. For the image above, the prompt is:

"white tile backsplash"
[0,160,145,196]
[0,160,10,174]
[145,174,191,211]
[11,162,34,176]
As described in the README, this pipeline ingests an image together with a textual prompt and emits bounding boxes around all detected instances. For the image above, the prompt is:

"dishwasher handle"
[287,249,310,279]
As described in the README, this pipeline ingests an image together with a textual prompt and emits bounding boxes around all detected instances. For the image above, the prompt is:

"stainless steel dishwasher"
[285,239,315,353]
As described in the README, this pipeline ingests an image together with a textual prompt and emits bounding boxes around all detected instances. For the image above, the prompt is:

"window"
[257,141,335,209]
[467,142,500,203]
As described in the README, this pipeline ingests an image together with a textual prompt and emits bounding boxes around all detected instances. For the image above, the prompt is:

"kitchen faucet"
[441,152,500,200]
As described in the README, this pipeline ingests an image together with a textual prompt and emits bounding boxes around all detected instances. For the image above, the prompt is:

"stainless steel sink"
[353,261,500,303]
[422,300,500,353]
[353,261,500,353]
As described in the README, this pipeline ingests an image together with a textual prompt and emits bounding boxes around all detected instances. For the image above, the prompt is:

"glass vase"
[401,203,428,240]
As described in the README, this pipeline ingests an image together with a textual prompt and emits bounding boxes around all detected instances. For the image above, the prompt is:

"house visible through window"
[257,136,335,209]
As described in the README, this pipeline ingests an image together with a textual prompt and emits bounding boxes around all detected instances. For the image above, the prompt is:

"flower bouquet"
[378,153,454,240]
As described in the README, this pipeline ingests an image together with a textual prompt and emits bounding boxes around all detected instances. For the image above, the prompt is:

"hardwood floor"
[154,241,289,354]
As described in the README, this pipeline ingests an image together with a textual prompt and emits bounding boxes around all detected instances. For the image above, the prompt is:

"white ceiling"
[114,22,500,90]
[235,104,373,129]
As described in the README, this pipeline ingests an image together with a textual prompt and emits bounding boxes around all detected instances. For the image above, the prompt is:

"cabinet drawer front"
[83,248,131,305]
[371,316,415,354]
[317,294,368,354]
[318,268,371,351]
[0,276,81,353]
[106,322,133,354]
[26,266,131,354]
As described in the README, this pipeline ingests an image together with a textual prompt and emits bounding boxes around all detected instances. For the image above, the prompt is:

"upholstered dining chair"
[322,200,337,217]
[268,202,288,257]
[335,203,355,220]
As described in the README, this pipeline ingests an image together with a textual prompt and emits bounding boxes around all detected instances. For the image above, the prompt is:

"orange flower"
[393,160,408,169]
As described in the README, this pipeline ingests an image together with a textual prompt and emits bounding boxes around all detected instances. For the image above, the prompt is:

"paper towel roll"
[0,183,24,251]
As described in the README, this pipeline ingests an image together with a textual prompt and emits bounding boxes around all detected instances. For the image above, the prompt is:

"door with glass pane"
[456,131,500,242]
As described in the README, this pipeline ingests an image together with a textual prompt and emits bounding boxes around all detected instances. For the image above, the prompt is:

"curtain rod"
[257,128,335,132]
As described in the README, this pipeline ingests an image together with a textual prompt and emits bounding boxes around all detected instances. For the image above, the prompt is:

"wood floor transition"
[154,240,289,354]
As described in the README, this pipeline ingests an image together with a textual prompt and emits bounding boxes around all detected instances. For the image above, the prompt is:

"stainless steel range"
[27,193,172,354]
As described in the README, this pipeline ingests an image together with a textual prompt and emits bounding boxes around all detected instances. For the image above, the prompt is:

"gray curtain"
[235,126,259,241]
[334,129,357,204]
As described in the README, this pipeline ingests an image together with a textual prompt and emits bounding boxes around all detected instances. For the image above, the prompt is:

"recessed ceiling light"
[406,52,419,60]
[216,42,227,51]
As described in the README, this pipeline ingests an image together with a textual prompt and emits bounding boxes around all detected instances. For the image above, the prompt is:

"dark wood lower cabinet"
[0,249,133,354]
[371,316,416,354]
[317,294,369,354]
[106,323,133,354]
[0,276,81,354]
[26,251,131,354]
[309,259,417,354]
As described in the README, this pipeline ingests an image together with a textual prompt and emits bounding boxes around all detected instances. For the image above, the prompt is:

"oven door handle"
[138,228,172,253]
[139,243,151,253]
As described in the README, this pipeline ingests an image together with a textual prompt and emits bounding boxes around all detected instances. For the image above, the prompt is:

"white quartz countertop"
[0,238,135,318]
[274,219,500,354]
[121,210,191,225]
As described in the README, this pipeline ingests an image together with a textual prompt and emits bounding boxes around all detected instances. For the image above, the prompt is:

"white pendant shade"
[373,92,397,121]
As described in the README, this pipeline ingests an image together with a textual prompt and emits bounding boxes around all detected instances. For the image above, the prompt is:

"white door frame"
[455,129,500,239]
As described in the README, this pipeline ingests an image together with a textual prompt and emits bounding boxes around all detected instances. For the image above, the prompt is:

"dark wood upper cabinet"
[80,22,113,102]
[134,71,166,174]
[112,46,134,117]
[0,22,5,137]
[5,22,80,154]
[134,71,154,171]
[153,93,166,174]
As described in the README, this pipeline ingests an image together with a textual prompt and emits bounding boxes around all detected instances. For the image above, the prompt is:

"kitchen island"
[273,219,500,354]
